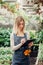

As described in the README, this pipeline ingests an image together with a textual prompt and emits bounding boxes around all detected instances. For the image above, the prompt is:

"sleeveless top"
[12,33,29,64]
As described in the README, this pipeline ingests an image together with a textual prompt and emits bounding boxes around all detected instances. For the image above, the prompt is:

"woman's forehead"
[19,20,24,23]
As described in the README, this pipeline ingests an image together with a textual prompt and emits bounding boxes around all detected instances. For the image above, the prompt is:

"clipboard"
[22,39,36,47]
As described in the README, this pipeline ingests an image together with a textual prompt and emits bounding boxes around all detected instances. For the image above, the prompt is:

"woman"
[10,16,33,65]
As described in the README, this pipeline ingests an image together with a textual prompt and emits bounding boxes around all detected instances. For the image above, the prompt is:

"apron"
[12,33,30,65]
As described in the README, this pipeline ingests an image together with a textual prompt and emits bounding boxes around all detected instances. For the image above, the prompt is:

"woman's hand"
[28,42,33,48]
[21,38,26,45]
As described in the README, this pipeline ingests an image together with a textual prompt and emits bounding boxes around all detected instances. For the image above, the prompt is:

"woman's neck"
[16,30,24,36]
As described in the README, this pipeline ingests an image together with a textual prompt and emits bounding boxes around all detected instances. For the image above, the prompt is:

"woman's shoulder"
[25,31,30,35]
[10,32,16,38]
[25,31,30,39]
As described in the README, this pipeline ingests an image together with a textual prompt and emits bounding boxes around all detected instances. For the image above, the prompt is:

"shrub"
[0,28,12,47]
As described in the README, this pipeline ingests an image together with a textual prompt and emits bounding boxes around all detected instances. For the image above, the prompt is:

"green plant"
[36,30,43,44]
[0,28,12,47]
[30,31,36,39]
[0,47,13,65]
[30,30,43,44]
[0,47,13,55]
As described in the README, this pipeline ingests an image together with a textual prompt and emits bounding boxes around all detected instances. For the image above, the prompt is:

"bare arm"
[10,33,23,51]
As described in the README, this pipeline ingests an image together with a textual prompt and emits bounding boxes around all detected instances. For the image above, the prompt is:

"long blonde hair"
[12,16,25,34]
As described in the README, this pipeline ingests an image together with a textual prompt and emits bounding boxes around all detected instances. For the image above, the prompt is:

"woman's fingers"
[28,42,33,47]
[21,38,26,44]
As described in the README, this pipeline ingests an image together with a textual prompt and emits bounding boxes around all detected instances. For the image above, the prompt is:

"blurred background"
[0,0,43,65]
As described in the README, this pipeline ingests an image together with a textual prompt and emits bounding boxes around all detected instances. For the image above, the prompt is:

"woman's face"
[18,20,25,31]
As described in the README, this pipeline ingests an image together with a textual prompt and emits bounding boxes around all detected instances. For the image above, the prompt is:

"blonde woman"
[10,16,33,65]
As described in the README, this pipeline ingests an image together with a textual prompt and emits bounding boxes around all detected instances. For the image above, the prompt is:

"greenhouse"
[0,0,43,65]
